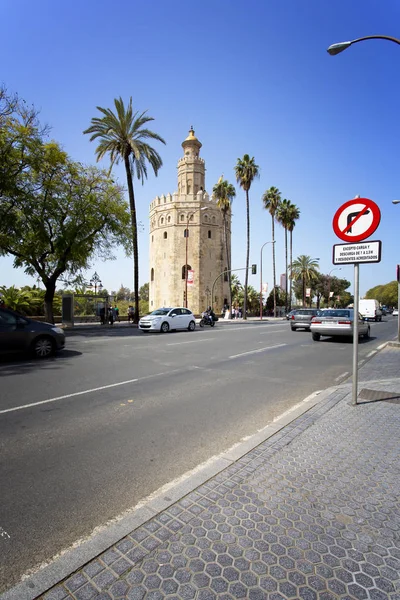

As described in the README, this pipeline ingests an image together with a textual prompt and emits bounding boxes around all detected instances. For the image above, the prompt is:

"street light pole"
[260,241,275,320]
[327,35,400,56]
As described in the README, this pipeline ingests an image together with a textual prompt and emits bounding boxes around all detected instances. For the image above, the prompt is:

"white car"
[393,308,399,316]
[139,307,196,333]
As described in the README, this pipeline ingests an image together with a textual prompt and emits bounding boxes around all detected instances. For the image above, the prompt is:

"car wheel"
[312,332,321,341]
[32,335,55,358]
[188,320,195,331]
[291,326,296,331]
[160,321,170,333]
[199,319,204,327]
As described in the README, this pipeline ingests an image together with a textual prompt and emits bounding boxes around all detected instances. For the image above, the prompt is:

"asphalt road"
[0,316,398,593]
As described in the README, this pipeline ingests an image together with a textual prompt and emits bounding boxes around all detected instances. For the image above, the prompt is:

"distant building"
[149,129,231,314]
[280,273,286,292]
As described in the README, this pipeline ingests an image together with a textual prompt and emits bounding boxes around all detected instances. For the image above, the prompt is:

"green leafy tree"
[116,285,131,301]
[84,97,166,324]
[213,176,236,311]
[235,155,259,320]
[0,133,131,322]
[139,282,149,302]
[262,186,282,317]
[291,255,320,307]
[366,281,398,306]
[266,285,288,312]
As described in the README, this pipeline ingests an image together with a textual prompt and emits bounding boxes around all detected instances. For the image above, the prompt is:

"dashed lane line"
[229,343,287,359]
[0,379,139,416]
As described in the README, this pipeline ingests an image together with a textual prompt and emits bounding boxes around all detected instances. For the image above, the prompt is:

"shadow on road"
[0,349,82,377]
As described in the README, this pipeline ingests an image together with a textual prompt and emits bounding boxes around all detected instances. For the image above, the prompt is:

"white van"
[359,299,382,322]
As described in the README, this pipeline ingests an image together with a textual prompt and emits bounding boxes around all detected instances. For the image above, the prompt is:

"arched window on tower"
[168,215,171,223]
[224,267,228,282]
[180,214,185,222]
[208,230,211,239]
[163,231,167,239]
[212,216,216,224]
[151,268,154,282]
[182,264,192,279]
[160,217,164,224]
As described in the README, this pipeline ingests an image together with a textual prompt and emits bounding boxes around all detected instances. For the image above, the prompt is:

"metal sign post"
[352,264,360,406]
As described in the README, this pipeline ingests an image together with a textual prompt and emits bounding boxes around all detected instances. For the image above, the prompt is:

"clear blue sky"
[2,0,400,297]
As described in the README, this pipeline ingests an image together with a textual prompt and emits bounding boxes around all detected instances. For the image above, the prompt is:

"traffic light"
[251,264,257,275]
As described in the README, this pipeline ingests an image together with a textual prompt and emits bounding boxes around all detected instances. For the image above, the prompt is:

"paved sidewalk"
[3,345,400,600]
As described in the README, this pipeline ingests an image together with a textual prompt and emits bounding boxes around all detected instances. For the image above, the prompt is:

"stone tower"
[149,128,231,315]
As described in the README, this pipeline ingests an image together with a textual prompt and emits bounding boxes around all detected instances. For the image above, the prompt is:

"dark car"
[0,307,65,358]
[290,308,322,331]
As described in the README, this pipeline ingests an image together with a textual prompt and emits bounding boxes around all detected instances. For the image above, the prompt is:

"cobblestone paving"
[40,348,400,600]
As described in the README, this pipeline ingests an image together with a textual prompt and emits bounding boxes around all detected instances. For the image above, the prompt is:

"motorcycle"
[199,312,215,327]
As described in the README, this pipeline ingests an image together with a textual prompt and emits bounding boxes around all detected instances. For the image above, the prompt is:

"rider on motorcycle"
[204,306,215,325]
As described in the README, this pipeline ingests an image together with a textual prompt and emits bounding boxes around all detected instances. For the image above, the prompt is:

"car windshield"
[322,310,351,318]
[149,308,172,316]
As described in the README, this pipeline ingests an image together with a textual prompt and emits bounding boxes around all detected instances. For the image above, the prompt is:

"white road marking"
[377,342,387,349]
[229,343,287,359]
[167,338,215,346]
[259,328,287,334]
[335,372,349,382]
[0,527,10,540]
[0,379,139,416]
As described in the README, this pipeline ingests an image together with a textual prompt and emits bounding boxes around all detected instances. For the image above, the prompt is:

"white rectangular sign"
[333,240,381,264]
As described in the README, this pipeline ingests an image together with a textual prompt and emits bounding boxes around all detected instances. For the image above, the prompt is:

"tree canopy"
[0,89,132,322]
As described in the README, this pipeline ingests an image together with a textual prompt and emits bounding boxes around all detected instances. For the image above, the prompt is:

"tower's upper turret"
[181,126,202,158]
[177,127,205,196]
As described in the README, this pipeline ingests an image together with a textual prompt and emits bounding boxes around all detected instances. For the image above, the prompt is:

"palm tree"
[262,186,281,317]
[230,273,243,309]
[84,97,165,323]
[235,155,259,319]
[276,199,293,313]
[291,255,320,307]
[213,176,236,311]
[286,204,300,310]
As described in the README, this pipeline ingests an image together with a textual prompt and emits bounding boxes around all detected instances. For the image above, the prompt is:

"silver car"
[290,308,322,331]
[310,309,370,342]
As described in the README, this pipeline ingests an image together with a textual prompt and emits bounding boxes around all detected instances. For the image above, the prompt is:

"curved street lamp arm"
[328,35,400,55]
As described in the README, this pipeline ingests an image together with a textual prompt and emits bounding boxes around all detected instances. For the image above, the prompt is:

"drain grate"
[358,388,400,404]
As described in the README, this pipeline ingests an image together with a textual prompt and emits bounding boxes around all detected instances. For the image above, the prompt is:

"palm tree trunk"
[284,227,288,313]
[272,217,276,317]
[124,155,139,324]
[302,277,306,307]
[289,230,293,311]
[244,190,250,320]
[223,213,232,313]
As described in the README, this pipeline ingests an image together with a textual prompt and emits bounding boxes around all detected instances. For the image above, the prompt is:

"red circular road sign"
[332,198,381,242]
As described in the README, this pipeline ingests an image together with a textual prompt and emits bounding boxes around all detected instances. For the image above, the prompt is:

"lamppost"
[89,271,102,297]
[327,267,341,307]
[327,35,400,56]
[259,241,275,320]
[185,206,208,308]
[393,201,400,342]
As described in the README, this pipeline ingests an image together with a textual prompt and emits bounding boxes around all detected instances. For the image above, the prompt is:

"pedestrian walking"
[114,305,120,322]
[108,306,114,325]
